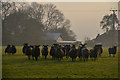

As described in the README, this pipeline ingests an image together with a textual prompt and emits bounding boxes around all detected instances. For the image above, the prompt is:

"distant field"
[2,46,118,78]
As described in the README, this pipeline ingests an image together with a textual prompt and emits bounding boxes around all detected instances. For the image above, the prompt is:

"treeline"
[2,2,76,45]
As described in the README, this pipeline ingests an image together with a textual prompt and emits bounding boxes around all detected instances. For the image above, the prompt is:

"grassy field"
[2,46,118,78]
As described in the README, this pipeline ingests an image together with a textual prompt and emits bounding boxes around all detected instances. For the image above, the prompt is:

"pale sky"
[49,2,118,41]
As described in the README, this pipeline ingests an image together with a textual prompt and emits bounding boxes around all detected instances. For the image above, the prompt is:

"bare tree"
[2,2,28,20]
[27,2,45,23]
[43,4,64,30]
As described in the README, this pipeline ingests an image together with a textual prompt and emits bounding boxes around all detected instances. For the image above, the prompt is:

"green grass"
[2,46,118,78]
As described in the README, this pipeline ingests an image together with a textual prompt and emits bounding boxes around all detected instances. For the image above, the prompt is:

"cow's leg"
[79,58,81,61]
[66,56,67,58]
[60,58,62,61]
[90,58,93,61]
[92,58,94,61]
[28,56,30,60]
[85,58,87,61]
[32,56,34,60]
[79,57,82,61]
[35,56,38,61]
[52,56,53,59]
[52,57,54,60]
[86,58,88,61]
[84,58,86,61]
[99,53,101,56]
[93,58,95,61]
[113,54,115,57]
[45,56,47,60]
[72,58,74,61]
[52,56,53,60]
[38,55,40,59]
[61,57,63,60]
[94,58,96,61]
[91,57,93,61]
[54,57,55,60]
[83,58,85,62]
[109,54,111,57]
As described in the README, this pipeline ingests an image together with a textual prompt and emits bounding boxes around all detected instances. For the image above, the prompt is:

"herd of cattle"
[5,43,117,61]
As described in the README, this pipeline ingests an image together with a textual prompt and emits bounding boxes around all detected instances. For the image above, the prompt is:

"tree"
[2,2,13,20]
[43,4,64,30]
[2,2,29,20]
[26,2,45,23]
[2,2,76,45]
[2,10,44,45]
[27,3,76,40]
[100,13,119,32]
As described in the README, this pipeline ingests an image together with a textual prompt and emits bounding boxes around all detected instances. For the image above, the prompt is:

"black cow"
[5,45,16,54]
[50,44,64,60]
[108,46,117,57]
[77,44,84,61]
[5,45,11,54]
[55,45,64,60]
[65,45,70,58]
[99,45,103,56]
[25,45,34,60]
[11,45,16,54]
[22,43,28,54]
[82,46,89,61]
[32,45,40,61]
[42,45,49,59]
[62,46,66,56]
[69,45,77,61]
[22,43,32,60]
[23,43,41,61]
[50,46,56,59]
[89,45,100,61]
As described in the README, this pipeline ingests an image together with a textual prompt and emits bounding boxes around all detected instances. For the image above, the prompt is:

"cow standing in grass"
[5,45,16,54]
[55,45,64,60]
[5,45,11,54]
[11,45,16,54]
[77,44,84,61]
[89,45,101,61]
[22,43,28,54]
[50,44,64,60]
[32,45,40,61]
[42,45,49,59]
[22,43,32,60]
[62,46,66,56]
[25,46,34,60]
[69,45,77,61]
[50,46,56,60]
[108,46,117,57]
[81,45,89,61]
[65,45,70,58]
[99,45,103,56]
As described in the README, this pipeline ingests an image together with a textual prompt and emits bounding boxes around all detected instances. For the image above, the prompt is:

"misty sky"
[47,2,118,41]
